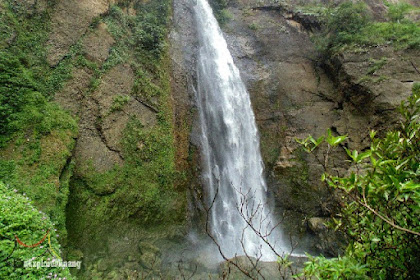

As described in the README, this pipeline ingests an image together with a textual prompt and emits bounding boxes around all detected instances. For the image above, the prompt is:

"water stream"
[194,0,286,261]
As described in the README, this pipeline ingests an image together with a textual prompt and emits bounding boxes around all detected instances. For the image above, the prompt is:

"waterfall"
[194,0,286,260]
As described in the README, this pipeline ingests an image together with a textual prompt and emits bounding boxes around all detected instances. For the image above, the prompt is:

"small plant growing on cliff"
[110,95,130,113]
[366,57,388,75]
[385,2,413,22]
[248,22,260,30]
[313,1,420,54]
[209,0,232,26]
[312,2,371,55]
[297,84,420,279]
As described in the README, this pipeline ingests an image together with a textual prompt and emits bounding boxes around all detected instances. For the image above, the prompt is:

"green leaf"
[370,130,377,139]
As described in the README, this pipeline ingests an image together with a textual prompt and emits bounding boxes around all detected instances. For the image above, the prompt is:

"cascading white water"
[194,0,286,260]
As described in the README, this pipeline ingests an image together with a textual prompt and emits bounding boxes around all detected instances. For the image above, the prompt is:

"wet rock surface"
[211,0,420,256]
[221,0,340,229]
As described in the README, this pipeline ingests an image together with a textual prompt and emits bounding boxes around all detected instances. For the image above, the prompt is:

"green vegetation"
[71,0,183,227]
[0,5,75,144]
[1,0,182,252]
[209,0,232,26]
[65,3,186,275]
[248,22,260,30]
[366,57,388,75]
[110,95,130,113]
[304,255,369,280]
[313,2,420,55]
[0,182,73,279]
[68,113,181,227]
[386,2,413,22]
[295,4,327,17]
[0,0,78,246]
[105,1,169,61]
[1,1,185,277]
[298,84,420,279]
[357,58,390,84]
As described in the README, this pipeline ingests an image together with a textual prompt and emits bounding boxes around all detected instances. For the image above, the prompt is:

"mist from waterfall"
[194,0,287,261]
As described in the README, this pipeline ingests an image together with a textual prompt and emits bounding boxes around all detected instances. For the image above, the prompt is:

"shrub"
[110,95,130,113]
[362,21,420,50]
[313,1,420,54]
[133,13,166,56]
[312,2,371,54]
[303,255,369,279]
[0,51,38,135]
[300,85,420,279]
[0,182,74,279]
[105,0,170,60]
[386,2,413,22]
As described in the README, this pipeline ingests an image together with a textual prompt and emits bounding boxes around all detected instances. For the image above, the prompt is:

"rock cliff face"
[167,0,420,257]
[199,0,420,255]
[38,0,190,278]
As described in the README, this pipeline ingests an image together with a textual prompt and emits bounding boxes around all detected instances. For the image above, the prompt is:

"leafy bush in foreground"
[0,182,73,279]
[299,84,420,279]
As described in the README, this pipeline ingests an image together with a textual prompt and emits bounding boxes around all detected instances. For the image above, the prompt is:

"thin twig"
[359,187,420,236]
[205,185,257,280]
[411,61,420,76]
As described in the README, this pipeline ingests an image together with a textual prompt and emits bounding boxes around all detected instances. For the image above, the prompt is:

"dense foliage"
[313,2,420,55]
[0,0,78,247]
[107,0,169,59]
[0,52,77,139]
[0,3,75,146]
[0,182,73,279]
[299,84,420,279]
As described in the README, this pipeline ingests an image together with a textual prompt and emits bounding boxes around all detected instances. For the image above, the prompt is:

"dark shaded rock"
[306,217,346,257]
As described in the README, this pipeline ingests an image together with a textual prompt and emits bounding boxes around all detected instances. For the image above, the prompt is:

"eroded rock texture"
[199,0,420,255]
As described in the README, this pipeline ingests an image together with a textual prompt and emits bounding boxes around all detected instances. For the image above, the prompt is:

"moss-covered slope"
[0,0,190,278]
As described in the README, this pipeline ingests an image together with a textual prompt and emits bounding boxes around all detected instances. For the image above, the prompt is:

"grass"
[367,58,388,75]
[312,2,420,55]
[110,95,131,113]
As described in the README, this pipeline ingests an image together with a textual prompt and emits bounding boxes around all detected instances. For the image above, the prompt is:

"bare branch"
[204,184,258,280]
